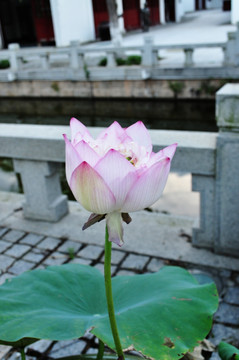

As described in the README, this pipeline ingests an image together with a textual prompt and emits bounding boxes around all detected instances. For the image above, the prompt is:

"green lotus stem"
[20,348,26,360]
[104,226,124,360]
[96,339,105,360]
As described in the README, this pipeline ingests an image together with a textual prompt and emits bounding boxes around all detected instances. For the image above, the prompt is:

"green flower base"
[0,264,218,360]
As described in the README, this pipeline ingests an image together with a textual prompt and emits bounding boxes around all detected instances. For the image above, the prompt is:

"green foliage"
[218,342,239,360]
[51,82,60,92]
[116,57,126,66]
[84,64,90,79]
[98,57,107,66]
[67,247,75,260]
[0,59,10,69]
[0,264,218,360]
[98,55,141,67]
[125,55,141,65]
[168,81,185,98]
[0,158,13,172]
[200,80,220,96]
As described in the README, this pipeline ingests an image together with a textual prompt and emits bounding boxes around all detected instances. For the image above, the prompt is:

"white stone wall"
[175,0,185,22]
[231,0,239,24]
[182,0,195,12]
[50,0,95,47]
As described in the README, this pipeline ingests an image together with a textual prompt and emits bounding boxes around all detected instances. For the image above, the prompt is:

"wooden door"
[92,0,109,37]
[148,0,160,25]
[31,0,55,45]
[123,0,140,31]
[164,0,175,22]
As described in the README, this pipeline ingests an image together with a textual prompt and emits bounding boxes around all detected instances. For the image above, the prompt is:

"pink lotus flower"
[64,119,177,246]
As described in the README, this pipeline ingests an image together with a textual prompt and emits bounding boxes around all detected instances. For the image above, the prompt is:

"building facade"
[0,0,226,49]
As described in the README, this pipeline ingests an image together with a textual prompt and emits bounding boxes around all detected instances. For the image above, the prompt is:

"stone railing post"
[192,175,216,249]
[70,40,81,69]
[8,43,20,71]
[13,159,68,222]
[106,51,116,67]
[224,32,237,66]
[40,53,49,70]
[152,48,159,66]
[184,48,194,67]
[142,35,154,66]
[214,83,239,255]
[224,23,239,66]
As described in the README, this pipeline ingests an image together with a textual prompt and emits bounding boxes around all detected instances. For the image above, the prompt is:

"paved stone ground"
[83,9,235,68]
[0,225,238,360]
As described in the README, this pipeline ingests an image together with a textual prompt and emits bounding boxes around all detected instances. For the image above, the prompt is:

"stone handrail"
[0,84,239,257]
[0,23,239,81]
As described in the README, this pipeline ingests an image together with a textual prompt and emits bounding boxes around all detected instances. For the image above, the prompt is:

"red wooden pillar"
[31,0,55,45]
[92,0,109,38]
[148,0,160,25]
[123,0,140,31]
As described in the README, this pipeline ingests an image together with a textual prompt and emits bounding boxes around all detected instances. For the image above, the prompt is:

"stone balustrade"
[0,23,239,82]
[0,84,239,257]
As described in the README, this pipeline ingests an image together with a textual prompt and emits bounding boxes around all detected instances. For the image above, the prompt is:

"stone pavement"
[0,191,239,360]
[83,9,236,68]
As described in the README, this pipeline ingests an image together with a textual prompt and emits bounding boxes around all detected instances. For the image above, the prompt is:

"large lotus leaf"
[0,264,218,360]
[218,342,239,360]
[0,338,38,348]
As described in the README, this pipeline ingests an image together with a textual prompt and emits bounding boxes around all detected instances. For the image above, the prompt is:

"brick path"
[0,226,238,360]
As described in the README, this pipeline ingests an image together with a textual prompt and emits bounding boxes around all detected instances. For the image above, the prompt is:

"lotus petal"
[70,118,93,145]
[75,140,100,167]
[122,157,171,212]
[95,149,137,209]
[126,121,152,152]
[70,162,116,214]
[63,134,82,183]
[149,143,177,166]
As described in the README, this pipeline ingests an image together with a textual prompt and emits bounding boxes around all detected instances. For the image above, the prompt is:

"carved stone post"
[70,40,81,69]
[192,175,216,249]
[184,48,194,68]
[142,35,154,67]
[214,84,239,255]
[224,23,239,66]
[107,51,116,67]
[13,159,68,222]
[8,43,20,72]
[40,54,49,70]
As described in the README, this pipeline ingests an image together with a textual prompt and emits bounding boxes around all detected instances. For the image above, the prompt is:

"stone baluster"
[106,51,116,67]
[13,159,68,222]
[70,40,81,69]
[214,84,239,256]
[40,53,49,70]
[224,32,237,66]
[152,48,159,66]
[192,84,239,256]
[224,23,239,67]
[78,53,84,68]
[221,45,227,67]
[8,43,20,72]
[142,35,154,66]
[184,48,194,68]
[192,175,216,249]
